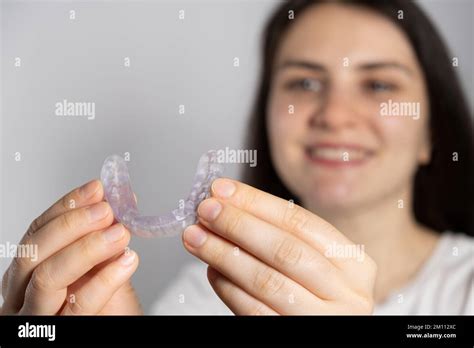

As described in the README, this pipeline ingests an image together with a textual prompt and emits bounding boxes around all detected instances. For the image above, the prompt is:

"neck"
[303,185,440,303]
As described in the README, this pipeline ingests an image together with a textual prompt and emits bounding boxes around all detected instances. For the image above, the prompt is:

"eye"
[285,78,323,92]
[365,80,397,93]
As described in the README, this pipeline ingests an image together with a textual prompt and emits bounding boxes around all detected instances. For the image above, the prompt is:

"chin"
[299,182,367,214]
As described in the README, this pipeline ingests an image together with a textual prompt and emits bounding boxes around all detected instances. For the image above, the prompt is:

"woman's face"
[267,3,431,215]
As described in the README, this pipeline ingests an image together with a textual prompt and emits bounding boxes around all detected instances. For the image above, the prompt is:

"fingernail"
[80,180,100,199]
[119,248,136,266]
[197,199,222,221]
[183,225,207,248]
[103,224,125,242]
[212,178,236,198]
[87,202,110,222]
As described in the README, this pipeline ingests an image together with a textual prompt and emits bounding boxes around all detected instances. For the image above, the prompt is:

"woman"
[1,0,472,315]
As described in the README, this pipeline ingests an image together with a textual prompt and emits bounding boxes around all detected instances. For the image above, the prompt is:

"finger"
[2,179,103,310]
[210,178,357,266]
[3,202,114,312]
[67,255,142,315]
[97,282,142,315]
[207,267,278,315]
[210,179,377,294]
[25,179,104,238]
[20,223,130,314]
[61,249,139,315]
[196,198,348,300]
[183,224,328,314]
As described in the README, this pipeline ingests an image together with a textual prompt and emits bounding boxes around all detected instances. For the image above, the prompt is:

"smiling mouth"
[305,143,375,167]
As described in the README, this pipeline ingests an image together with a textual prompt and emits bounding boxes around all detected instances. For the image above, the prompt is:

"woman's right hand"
[0,180,142,315]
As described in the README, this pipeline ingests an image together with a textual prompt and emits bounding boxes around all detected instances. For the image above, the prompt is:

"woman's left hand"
[182,178,377,315]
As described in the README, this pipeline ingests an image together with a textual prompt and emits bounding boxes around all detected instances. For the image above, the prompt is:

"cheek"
[376,116,428,174]
[267,90,316,139]
[266,96,308,189]
[267,96,303,153]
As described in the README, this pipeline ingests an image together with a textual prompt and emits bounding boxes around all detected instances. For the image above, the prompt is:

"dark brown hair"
[242,0,473,235]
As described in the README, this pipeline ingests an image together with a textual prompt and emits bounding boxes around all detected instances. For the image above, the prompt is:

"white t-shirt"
[150,231,473,315]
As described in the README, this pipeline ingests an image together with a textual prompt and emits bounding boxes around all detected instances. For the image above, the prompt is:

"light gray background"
[1,0,472,312]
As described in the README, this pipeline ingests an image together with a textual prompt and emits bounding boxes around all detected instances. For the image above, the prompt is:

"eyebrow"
[277,59,326,72]
[357,62,413,76]
[277,59,413,76]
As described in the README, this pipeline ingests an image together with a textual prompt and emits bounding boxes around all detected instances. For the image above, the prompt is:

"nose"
[309,86,359,130]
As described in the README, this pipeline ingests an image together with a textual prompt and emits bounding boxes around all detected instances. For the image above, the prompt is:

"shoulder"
[430,232,473,314]
[375,231,473,315]
[149,260,233,315]
[436,232,473,298]
[443,231,474,258]
[436,232,473,287]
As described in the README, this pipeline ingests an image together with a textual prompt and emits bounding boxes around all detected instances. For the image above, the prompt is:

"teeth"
[309,148,368,161]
